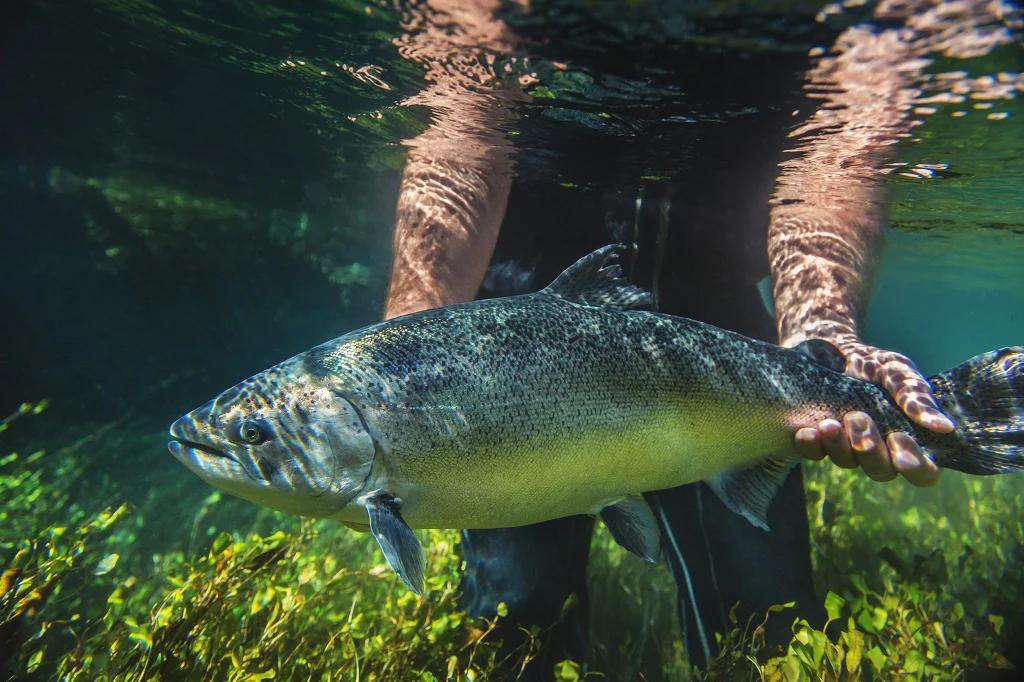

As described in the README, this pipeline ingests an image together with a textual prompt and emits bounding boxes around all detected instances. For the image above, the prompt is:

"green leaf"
[809,630,828,668]
[870,607,888,632]
[768,600,797,613]
[782,655,802,682]
[530,86,556,99]
[856,608,876,633]
[844,630,864,673]
[824,591,845,621]
[554,660,580,681]
[989,652,1014,670]
[904,650,926,674]
[26,649,43,674]
[864,646,887,673]
[94,552,119,576]
[989,613,1004,635]
[560,592,579,619]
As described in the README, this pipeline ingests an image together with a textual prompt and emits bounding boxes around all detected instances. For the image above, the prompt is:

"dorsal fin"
[541,244,652,310]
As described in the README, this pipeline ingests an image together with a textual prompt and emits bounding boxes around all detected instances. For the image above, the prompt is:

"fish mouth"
[168,413,273,485]
[168,412,245,474]
[167,437,235,462]
[168,412,233,460]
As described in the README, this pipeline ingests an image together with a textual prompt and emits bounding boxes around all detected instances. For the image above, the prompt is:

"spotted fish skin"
[292,245,984,529]
[169,245,1023,591]
[169,245,1024,589]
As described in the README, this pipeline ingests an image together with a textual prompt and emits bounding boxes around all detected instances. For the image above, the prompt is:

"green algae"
[2,403,1020,681]
[4,2,1022,679]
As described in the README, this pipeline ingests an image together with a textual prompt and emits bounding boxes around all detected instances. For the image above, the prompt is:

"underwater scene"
[2,0,1023,680]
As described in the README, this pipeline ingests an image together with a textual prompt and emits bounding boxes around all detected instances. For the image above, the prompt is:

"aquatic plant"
[1,401,1020,680]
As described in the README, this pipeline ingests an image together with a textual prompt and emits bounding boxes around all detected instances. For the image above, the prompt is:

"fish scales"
[168,245,1024,592]
[311,292,900,529]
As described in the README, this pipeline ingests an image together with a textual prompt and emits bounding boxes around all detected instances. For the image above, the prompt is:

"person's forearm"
[384,0,520,320]
[768,26,922,349]
[769,0,1016,349]
[385,122,512,319]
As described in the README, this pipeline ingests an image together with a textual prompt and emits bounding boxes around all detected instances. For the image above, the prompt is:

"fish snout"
[167,400,233,468]
[169,400,214,439]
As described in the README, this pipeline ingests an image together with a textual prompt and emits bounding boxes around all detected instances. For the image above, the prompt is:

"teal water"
[2,1,1022,679]
[867,58,1024,372]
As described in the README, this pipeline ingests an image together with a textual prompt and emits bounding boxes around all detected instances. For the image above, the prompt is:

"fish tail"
[929,346,1024,474]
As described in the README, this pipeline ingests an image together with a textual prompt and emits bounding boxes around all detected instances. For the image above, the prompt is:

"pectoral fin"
[599,495,660,563]
[707,457,797,530]
[365,493,424,595]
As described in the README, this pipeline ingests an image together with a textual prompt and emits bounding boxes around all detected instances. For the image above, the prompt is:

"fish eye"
[239,419,267,444]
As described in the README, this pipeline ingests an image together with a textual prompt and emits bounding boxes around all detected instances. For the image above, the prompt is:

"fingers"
[843,412,896,482]
[879,365,955,433]
[793,412,943,487]
[887,431,941,487]
[794,428,826,460]
[843,343,955,434]
[818,418,857,468]
[794,419,857,468]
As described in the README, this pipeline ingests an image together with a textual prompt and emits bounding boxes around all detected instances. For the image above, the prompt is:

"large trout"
[168,245,1024,593]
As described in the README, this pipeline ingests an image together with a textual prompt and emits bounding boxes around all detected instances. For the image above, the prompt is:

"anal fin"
[707,457,797,530]
[365,493,425,595]
[599,495,660,563]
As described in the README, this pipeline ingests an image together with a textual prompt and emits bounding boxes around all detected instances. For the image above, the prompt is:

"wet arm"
[385,112,513,319]
[384,0,522,319]
[767,19,949,484]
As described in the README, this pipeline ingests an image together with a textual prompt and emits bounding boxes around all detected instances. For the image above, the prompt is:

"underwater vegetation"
[3,2,1022,680]
[2,401,1021,681]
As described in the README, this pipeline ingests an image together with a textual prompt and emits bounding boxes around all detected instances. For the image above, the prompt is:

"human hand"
[793,340,954,486]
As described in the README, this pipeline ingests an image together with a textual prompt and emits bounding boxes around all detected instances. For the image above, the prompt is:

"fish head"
[167,359,376,518]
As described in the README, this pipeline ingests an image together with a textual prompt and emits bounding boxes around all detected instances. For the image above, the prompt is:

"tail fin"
[930,347,1024,474]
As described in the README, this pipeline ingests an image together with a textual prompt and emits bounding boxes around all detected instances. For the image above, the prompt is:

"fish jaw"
[167,408,280,505]
[166,385,376,518]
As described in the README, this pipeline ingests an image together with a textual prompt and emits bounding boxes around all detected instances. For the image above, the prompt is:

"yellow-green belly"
[379,401,790,529]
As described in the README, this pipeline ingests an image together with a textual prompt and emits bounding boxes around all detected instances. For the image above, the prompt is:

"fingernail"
[894,449,919,470]
[820,419,842,437]
[927,413,956,432]
[796,428,817,444]
[849,413,869,434]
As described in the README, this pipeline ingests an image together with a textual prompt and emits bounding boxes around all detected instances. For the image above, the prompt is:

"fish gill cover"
[1,0,1023,680]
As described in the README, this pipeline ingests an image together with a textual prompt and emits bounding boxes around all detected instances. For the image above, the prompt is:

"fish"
[168,245,1024,593]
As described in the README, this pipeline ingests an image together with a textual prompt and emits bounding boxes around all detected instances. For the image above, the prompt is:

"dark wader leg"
[459,518,595,680]
[456,194,618,680]
[457,42,822,672]
[640,97,825,663]
[650,472,821,668]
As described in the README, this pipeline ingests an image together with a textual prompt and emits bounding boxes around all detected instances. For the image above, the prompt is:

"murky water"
[2,1,1022,679]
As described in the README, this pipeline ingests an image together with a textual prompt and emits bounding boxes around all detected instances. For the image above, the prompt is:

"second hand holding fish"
[794,341,951,486]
